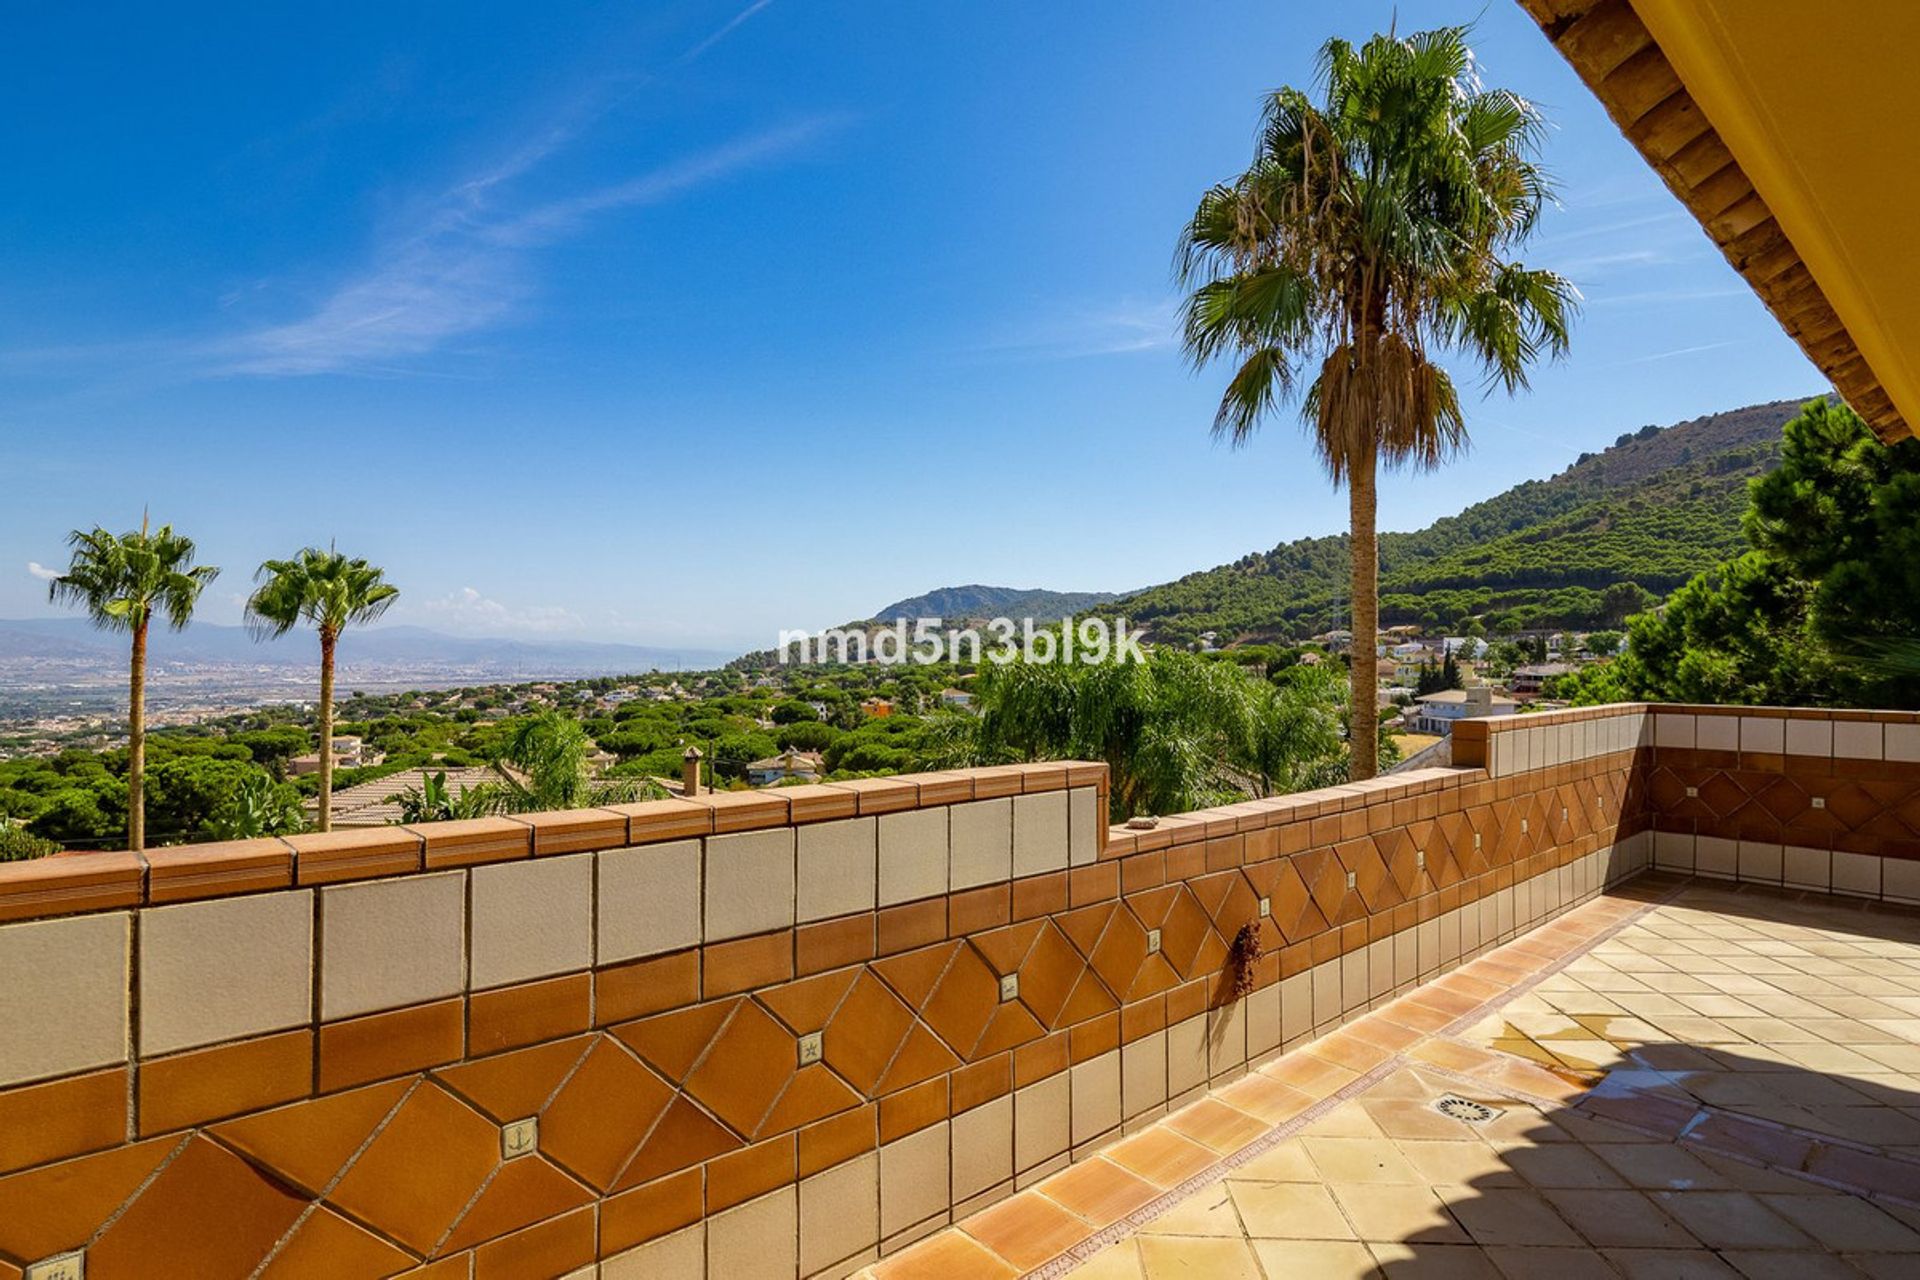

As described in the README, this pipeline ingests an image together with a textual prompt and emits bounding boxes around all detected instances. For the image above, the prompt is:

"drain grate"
[1432,1094,1502,1124]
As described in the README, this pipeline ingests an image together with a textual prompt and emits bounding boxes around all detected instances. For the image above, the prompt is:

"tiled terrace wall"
[1458,701,1920,901]
[0,738,1652,1280]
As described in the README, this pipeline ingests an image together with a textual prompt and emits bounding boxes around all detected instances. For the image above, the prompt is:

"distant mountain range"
[1107,397,1815,645]
[870,584,1121,624]
[0,619,730,680]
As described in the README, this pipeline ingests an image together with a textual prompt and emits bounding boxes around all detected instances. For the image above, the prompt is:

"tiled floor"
[866,877,1920,1278]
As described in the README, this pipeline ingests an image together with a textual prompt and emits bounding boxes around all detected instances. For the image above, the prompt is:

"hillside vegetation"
[870,585,1119,623]
[1112,398,1812,644]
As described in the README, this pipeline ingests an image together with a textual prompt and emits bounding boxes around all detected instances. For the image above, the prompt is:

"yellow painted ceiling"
[1633,0,1920,438]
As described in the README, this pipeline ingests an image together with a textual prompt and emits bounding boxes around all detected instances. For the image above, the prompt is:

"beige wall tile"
[709,1187,797,1280]
[1246,980,1281,1059]
[1655,831,1695,872]
[602,1224,703,1280]
[1783,846,1830,890]
[797,818,876,924]
[1167,1012,1208,1096]
[1068,787,1100,867]
[470,854,593,990]
[1280,973,1312,1043]
[141,890,311,1056]
[949,798,1012,890]
[1696,836,1737,879]
[1785,718,1833,758]
[0,911,129,1086]
[1740,716,1785,755]
[1832,850,1881,898]
[1122,1030,1168,1119]
[877,807,947,906]
[1311,962,1341,1029]
[1835,720,1885,760]
[879,1121,949,1237]
[799,1151,878,1275]
[952,1094,1013,1200]
[1011,792,1069,878]
[1884,857,1920,904]
[1014,1072,1070,1172]
[705,829,796,941]
[1887,723,1920,763]
[320,871,465,1021]
[599,840,701,964]
[1737,841,1783,883]
[1207,1000,1246,1077]
[1696,715,1738,752]
[1340,948,1369,1013]
[1071,1049,1121,1144]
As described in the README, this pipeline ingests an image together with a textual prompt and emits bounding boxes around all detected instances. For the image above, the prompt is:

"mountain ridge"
[1109,396,1818,644]
[870,584,1120,623]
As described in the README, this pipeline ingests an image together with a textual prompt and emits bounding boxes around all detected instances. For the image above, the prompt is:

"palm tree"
[245,548,398,832]
[1178,27,1576,779]
[48,519,219,850]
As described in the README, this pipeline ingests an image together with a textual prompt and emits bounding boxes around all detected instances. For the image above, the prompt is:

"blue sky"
[0,0,1822,653]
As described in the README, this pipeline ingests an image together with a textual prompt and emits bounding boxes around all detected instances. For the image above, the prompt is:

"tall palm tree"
[1178,27,1576,779]
[246,548,398,831]
[49,518,219,850]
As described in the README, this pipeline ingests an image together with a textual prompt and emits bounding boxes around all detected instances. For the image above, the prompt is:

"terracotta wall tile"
[703,932,793,999]
[877,900,946,956]
[470,973,592,1056]
[0,1136,176,1264]
[138,1029,312,1136]
[879,1076,949,1144]
[601,1166,703,1256]
[88,1135,307,1278]
[212,1079,410,1196]
[256,1204,415,1279]
[707,1133,795,1212]
[596,950,699,1025]
[798,1103,876,1179]
[327,1082,500,1253]
[318,998,464,1092]
[473,1204,597,1280]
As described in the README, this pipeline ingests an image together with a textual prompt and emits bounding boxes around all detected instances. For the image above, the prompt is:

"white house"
[1407,687,1518,736]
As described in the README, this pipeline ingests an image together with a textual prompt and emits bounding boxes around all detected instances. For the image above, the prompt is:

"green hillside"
[1114,398,1814,644]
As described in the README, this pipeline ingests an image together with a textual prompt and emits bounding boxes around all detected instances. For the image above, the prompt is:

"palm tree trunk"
[1348,442,1380,781]
[318,627,336,833]
[128,620,147,851]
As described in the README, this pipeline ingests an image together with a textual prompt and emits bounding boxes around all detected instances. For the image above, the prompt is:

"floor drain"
[1433,1095,1502,1124]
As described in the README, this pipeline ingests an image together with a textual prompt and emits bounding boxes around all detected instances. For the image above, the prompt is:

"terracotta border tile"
[145,838,293,903]
[604,798,714,845]
[600,1167,704,1256]
[0,1067,127,1175]
[0,851,143,922]
[287,828,422,886]
[516,808,627,857]
[411,817,532,869]
[596,951,700,1025]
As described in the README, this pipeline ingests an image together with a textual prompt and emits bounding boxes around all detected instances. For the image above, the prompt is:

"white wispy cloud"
[220,114,845,377]
[679,0,777,64]
[25,561,59,582]
[421,586,586,634]
[976,297,1180,362]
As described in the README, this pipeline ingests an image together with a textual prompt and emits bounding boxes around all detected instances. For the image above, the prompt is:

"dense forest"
[1108,399,1809,644]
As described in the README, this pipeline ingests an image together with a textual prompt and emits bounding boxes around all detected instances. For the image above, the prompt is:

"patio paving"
[864,876,1920,1279]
